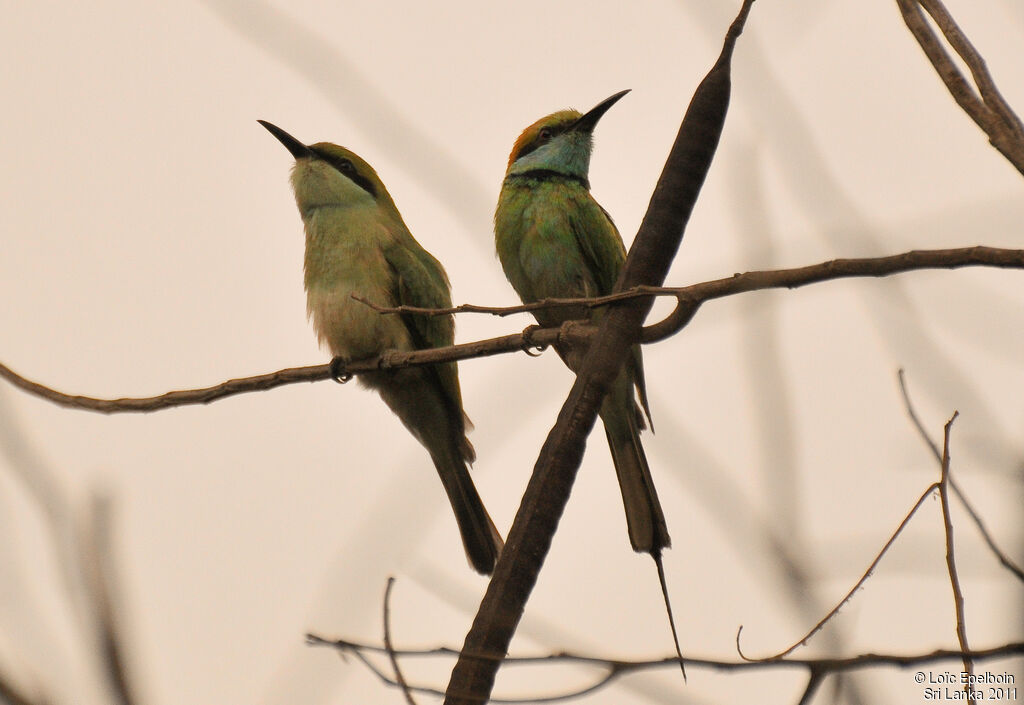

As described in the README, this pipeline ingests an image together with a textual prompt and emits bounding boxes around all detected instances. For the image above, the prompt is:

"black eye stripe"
[513,125,567,162]
[310,148,378,199]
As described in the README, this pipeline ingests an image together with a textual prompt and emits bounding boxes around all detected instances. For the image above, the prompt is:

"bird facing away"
[260,120,502,575]
[494,91,685,675]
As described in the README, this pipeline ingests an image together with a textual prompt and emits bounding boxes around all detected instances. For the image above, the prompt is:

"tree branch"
[441,3,752,702]
[938,414,975,703]
[898,370,1024,583]
[3,247,1022,414]
[382,578,418,705]
[306,632,1024,704]
[895,0,1024,174]
[736,482,940,662]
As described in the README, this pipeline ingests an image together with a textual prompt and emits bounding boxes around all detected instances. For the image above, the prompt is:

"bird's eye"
[337,159,355,174]
[538,127,552,140]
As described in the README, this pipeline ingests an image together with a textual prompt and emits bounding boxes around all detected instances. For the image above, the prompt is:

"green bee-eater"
[260,120,503,574]
[494,91,685,675]
[493,90,670,559]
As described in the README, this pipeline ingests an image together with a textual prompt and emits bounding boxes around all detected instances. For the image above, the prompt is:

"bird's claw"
[329,357,353,383]
[520,325,548,357]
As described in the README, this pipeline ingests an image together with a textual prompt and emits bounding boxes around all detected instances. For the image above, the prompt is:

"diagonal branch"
[736,483,940,661]
[895,0,1024,174]
[441,3,754,702]
[898,370,1024,582]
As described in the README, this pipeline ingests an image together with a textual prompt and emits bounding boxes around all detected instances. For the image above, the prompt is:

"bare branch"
[307,632,1024,703]
[357,246,1024,320]
[442,4,752,702]
[383,578,418,705]
[898,370,1024,582]
[895,0,1024,174]
[3,247,1023,414]
[938,414,975,703]
[307,634,623,704]
[737,483,940,661]
[0,327,581,413]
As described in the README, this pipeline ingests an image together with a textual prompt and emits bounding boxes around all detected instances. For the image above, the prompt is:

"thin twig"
[938,414,974,703]
[355,247,1024,320]
[307,632,1024,703]
[3,247,1023,414]
[383,578,418,705]
[736,483,939,661]
[897,370,1024,582]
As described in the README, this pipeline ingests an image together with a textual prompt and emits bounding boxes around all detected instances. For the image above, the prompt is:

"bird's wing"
[571,198,654,429]
[382,238,474,443]
[570,198,627,297]
[383,238,454,349]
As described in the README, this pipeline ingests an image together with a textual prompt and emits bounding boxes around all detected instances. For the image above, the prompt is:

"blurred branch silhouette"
[201,0,494,246]
[0,670,48,705]
[79,495,143,705]
[0,476,143,705]
[3,247,1023,414]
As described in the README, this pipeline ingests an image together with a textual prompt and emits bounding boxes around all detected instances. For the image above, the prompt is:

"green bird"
[260,120,503,575]
[494,90,668,558]
[494,92,684,674]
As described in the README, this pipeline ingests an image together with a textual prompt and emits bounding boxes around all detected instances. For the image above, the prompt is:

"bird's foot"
[328,356,353,383]
[520,324,548,357]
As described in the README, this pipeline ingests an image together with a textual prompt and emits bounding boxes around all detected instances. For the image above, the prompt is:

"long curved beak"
[258,120,313,160]
[570,89,631,134]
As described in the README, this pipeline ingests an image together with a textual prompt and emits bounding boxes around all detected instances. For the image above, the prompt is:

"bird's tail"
[430,446,504,575]
[601,375,683,677]
[373,369,503,574]
[601,376,670,554]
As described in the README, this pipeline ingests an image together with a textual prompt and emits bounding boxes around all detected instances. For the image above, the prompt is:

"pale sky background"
[1,1,1022,704]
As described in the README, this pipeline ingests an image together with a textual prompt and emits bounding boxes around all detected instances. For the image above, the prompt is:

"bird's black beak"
[569,89,631,134]
[258,120,314,160]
